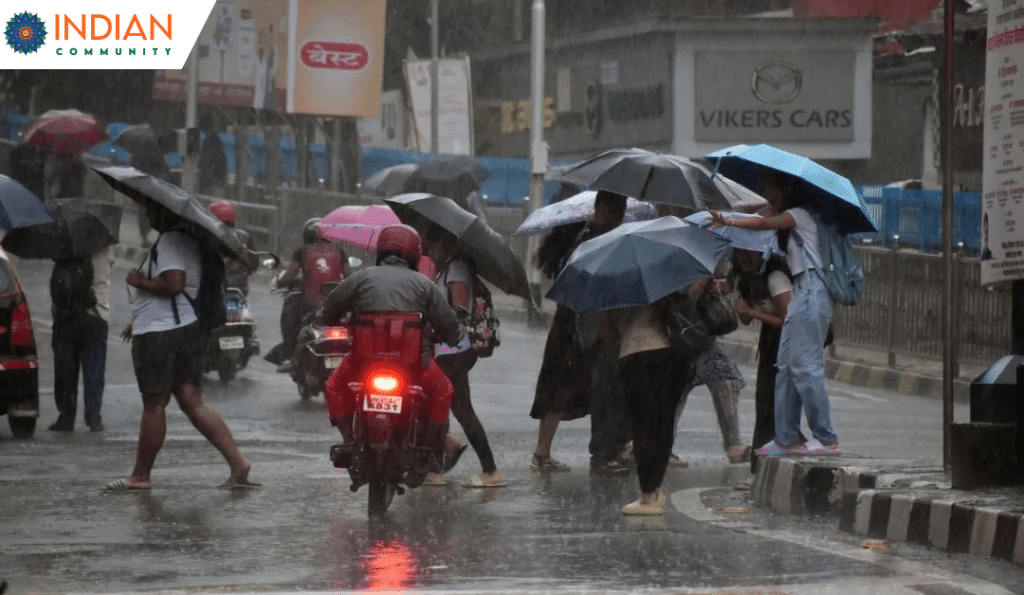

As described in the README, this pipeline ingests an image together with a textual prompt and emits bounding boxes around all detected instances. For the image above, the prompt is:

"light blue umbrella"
[705,144,877,235]
[545,216,731,313]
[0,174,52,229]
[684,210,779,256]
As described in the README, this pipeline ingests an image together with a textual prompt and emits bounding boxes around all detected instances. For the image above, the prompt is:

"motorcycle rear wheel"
[217,361,237,384]
[368,481,395,520]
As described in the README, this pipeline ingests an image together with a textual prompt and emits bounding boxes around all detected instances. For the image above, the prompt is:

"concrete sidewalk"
[750,454,1024,568]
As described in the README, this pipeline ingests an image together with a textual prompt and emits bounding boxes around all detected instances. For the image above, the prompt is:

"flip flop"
[101,478,151,492]
[421,474,447,487]
[462,476,506,488]
[218,478,262,490]
[443,444,469,473]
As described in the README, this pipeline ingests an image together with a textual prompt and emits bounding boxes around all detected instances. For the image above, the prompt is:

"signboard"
[694,50,856,143]
[981,0,1024,285]
[404,57,474,155]
[153,0,288,110]
[285,0,386,116]
[357,89,408,150]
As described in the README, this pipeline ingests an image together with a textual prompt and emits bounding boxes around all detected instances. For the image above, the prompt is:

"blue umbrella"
[683,210,779,256]
[0,174,53,229]
[546,216,731,313]
[705,144,877,235]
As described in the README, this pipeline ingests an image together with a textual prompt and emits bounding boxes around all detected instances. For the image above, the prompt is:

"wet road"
[1,257,1020,595]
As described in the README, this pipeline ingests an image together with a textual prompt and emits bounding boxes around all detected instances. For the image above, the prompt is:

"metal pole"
[526,0,547,321]
[887,237,900,368]
[430,0,439,155]
[941,0,955,470]
[182,47,200,193]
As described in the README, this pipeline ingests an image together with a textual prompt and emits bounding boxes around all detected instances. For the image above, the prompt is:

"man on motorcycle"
[267,217,350,371]
[321,224,462,471]
[208,200,253,296]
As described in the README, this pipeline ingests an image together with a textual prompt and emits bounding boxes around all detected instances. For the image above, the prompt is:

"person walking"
[43,152,85,201]
[710,173,841,456]
[102,203,255,491]
[46,245,113,432]
[197,114,228,198]
[423,224,504,488]
[606,291,698,515]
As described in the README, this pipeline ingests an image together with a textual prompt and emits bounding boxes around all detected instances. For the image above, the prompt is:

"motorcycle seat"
[351,311,423,372]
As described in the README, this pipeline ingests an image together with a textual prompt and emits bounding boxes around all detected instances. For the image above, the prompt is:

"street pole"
[941,0,955,470]
[430,0,439,155]
[182,47,199,193]
[527,0,547,321]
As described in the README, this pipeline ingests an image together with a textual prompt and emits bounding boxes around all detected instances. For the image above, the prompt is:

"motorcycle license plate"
[219,336,245,350]
[364,394,402,414]
[324,356,343,369]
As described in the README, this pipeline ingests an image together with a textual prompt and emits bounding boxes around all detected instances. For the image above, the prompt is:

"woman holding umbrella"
[710,174,841,456]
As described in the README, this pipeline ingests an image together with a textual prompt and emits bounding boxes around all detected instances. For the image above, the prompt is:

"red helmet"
[376,224,422,265]
[209,200,235,225]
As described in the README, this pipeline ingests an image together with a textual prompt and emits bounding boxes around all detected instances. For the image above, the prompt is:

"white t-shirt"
[786,207,822,276]
[434,259,473,356]
[750,270,793,315]
[131,231,202,335]
[91,246,113,322]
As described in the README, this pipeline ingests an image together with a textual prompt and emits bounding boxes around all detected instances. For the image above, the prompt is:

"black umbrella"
[92,165,252,268]
[563,148,765,212]
[403,154,491,199]
[383,193,532,301]
[1,198,122,259]
[362,163,417,197]
[112,124,177,154]
[0,174,53,229]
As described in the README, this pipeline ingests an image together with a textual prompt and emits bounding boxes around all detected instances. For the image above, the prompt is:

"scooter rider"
[208,200,253,296]
[321,224,463,469]
[267,217,350,371]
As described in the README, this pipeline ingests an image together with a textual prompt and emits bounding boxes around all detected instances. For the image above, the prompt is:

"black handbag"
[697,290,739,336]
[656,292,714,359]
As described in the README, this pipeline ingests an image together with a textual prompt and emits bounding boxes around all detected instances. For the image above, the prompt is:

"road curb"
[752,456,1024,567]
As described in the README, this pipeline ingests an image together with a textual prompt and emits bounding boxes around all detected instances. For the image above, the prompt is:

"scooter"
[289,303,352,399]
[204,288,260,383]
[329,311,436,520]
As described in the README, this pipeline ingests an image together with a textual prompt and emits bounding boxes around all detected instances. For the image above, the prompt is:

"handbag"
[656,292,714,359]
[697,290,739,336]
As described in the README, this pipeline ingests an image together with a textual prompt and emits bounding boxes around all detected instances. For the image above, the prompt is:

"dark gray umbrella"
[0,174,52,229]
[112,124,177,154]
[1,198,122,259]
[383,193,532,301]
[546,216,731,313]
[403,154,491,202]
[362,163,417,197]
[92,165,252,267]
[563,148,764,212]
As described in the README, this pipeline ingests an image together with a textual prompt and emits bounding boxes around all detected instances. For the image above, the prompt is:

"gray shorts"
[131,322,204,395]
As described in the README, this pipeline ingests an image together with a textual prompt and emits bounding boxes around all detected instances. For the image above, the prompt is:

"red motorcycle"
[329,312,436,519]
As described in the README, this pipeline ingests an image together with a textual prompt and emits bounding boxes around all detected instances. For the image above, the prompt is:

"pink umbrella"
[318,204,400,250]
[22,109,107,154]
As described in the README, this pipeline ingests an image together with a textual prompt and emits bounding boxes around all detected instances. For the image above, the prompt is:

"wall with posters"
[403,58,474,155]
[981,0,1024,286]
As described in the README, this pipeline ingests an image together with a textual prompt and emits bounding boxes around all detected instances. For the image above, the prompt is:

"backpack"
[655,291,714,360]
[50,256,96,319]
[150,230,227,335]
[440,259,500,358]
[793,208,864,306]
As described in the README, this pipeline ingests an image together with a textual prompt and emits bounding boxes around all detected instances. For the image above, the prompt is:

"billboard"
[403,57,474,155]
[153,0,386,117]
[981,0,1024,285]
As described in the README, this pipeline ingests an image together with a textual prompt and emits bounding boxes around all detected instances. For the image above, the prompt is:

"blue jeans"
[773,272,836,446]
[53,314,108,423]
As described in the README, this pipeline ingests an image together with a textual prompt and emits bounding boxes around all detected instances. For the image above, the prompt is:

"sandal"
[727,445,752,464]
[668,454,689,468]
[530,454,571,472]
[590,457,631,476]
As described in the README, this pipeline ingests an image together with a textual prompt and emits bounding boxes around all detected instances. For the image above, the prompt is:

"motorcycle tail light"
[369,373,400,394]
[10,302,34,348]
[226,313,244,323]
[326,327,347,340]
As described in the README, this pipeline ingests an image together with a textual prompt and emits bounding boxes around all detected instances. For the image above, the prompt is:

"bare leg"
[127,393,172,486]
[174,383,250,481]
[534,412,560,458]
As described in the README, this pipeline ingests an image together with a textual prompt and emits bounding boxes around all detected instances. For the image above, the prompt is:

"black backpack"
[150,230,227,335]
[50,256,96,319]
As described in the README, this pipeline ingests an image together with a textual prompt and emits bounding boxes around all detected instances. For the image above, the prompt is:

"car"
[0,246,39,438]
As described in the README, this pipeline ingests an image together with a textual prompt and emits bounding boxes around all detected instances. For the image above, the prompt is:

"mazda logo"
[751,61,802,104]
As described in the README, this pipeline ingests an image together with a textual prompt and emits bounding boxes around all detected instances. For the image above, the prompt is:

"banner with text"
[981,0,1024,285]
[153,0,289,110]
[285,0,386,117]
[403,58,474,155]
[3,1,215,69]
